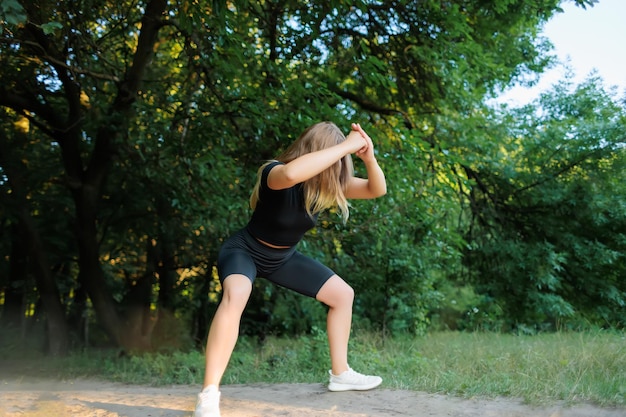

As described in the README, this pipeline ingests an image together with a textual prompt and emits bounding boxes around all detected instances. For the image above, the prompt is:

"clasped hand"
[346,123,375,162]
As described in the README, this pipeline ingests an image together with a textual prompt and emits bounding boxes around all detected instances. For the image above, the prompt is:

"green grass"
[2,330,624,408]
[378,331,626,407]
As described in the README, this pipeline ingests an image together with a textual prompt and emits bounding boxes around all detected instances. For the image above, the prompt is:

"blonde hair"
[250,121,354,221]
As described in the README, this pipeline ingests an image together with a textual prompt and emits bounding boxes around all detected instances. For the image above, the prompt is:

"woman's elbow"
[373,184,387,198]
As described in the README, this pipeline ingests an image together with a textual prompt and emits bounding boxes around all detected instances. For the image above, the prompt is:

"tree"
[1,0,172,351]
[1,0,614,355]
[460,76,626,330]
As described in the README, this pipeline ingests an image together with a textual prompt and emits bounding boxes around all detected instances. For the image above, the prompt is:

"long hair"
[250,121,354,221]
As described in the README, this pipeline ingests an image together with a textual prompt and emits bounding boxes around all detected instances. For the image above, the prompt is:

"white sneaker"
[194,385,221,417]
[328,367,383,392]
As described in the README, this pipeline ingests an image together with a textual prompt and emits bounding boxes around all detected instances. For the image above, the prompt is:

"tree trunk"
[0,0,169,352]
[16,212,71,355]
[73,187,125,346]
[119,239,159,352]
[0,140,70,355]
[2,224,27,329]
[155,197,178,343]
[62,0,168,351]
[66,283,88,345]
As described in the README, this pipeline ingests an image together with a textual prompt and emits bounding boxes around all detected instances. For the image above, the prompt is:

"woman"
[195,121,387,417]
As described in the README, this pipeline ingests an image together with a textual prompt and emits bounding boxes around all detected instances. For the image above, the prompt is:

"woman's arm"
[345,161,386,199]
[267,128,367,190]
[345,124,387,199]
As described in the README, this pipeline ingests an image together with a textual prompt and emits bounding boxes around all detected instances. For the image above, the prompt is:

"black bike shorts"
[217,228,336,298]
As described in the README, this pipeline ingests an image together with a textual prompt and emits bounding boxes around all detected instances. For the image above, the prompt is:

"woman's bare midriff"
[256,238,291,249]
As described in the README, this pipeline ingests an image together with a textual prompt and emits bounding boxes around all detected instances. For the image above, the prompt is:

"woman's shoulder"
[257,160,285,192]
[261,160,283,172]
[259,160,283,180]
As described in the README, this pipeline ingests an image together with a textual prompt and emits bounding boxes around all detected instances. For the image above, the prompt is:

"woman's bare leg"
[315,274,354,375]
[203,274,252,389]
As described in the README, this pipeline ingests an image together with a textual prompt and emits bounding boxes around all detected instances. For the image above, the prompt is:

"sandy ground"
[0,377,625,417]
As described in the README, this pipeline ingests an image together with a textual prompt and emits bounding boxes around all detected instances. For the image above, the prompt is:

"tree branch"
[87,0,168,186]
[330,86,415,128]
[0,90,65,136]
[118,0,167,104]
[0,38,121,82]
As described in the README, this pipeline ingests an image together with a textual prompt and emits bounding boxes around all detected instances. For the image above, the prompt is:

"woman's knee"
[317,275,354,307]
[220,274,253,309]
[340,282,355,305]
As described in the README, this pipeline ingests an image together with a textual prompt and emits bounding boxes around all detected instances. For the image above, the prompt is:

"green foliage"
[1,0,625,354]
[391,331,626,406]
[459,76,626,330]
[0,0,26,26]
[105,350,204,385]
[3,330,624,407]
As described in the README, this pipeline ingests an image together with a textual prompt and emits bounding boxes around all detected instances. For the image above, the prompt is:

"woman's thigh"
[265,252,335,298]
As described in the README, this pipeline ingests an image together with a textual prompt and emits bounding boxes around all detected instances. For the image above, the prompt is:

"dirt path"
[1,377,624,417]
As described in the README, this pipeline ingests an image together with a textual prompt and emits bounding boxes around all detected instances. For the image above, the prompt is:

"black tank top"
[246,161,318,247]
